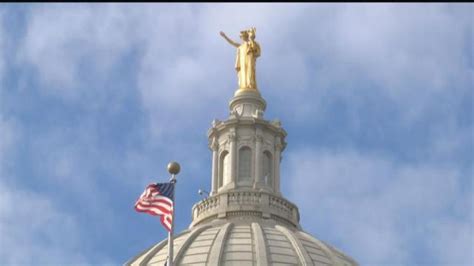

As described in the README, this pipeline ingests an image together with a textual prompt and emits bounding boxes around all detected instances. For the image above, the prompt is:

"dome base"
[190,190,300,229]
[125,220,358,266]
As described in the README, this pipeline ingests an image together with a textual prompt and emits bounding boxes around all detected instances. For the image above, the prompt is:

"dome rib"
[298,231,338,265]
[251,222,268,266]
[138,235,179,266]
[275,225,312,265]
[173,224,212,265]
[129,229,191,266]
[175,225,220,265]
[207,222,232,264]
[219,223,256,265]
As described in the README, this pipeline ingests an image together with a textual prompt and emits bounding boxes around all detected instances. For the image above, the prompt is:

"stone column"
[229,131,237,188]
[210,137,219,195]
[254,133,263,189]
[274,137,282,194]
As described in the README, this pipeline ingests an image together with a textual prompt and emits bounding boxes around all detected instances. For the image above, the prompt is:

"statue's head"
[248,27,256,40]
[239,30,249,41]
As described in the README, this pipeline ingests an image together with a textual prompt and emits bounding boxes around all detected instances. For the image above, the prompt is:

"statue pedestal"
[229,89,266,118]
[234,88,261,97]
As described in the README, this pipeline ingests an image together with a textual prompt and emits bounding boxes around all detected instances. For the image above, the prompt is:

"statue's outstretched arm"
[220,31,239,48]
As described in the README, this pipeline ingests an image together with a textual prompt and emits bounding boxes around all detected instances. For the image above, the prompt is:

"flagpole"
[167,162,180,266]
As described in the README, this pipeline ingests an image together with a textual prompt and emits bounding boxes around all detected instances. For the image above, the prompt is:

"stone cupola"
[189,89,299,229]
[209,90,285,194]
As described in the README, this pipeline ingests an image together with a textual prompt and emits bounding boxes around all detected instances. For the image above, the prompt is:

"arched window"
[219,151,230,188]
[238,146,252,182]
[263,151,273,187]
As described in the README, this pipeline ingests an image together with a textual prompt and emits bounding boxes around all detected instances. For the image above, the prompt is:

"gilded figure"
[220,28,261,90]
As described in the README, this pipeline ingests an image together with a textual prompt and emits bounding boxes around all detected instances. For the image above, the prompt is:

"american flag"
[135,182,174,231]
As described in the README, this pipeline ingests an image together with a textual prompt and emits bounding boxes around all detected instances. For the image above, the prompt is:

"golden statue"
[220,28,261,91]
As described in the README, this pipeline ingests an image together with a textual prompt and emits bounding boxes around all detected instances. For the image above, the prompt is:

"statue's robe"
[235,42,249,89]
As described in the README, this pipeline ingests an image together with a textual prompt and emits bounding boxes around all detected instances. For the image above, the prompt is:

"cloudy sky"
[0,3,472,266]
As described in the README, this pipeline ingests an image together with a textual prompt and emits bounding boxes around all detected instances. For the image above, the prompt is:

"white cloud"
[330,4,471,114]
[16,4,471,140]
[285,149,472,265]
[0,115,17,176]
[0,180,88,265]
[0,115,88,264]
[19,4,138,99]
[427,215,474,265]
[0,114,117,265]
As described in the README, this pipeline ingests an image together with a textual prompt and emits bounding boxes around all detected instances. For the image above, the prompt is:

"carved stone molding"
[190,191,300,229]
[275,137,284,151]
[228,132,237,142]
[210,137,219,151]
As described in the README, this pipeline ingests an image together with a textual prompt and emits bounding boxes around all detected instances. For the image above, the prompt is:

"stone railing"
[190,190,300,228]
[228,191,261,205]
[193,195,220,218]
[269,195,297,221]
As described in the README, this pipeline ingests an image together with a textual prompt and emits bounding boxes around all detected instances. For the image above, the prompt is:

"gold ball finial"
[167,161,181,175]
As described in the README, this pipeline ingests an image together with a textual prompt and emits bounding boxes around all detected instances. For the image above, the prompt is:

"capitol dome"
[126,90,358,266]
[127,219,356,265]
[126,30,357,265]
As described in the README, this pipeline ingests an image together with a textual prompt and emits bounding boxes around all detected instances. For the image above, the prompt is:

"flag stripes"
[135,182,174,231]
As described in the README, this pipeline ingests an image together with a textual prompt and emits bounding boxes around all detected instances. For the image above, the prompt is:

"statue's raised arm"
[220,31,239,48]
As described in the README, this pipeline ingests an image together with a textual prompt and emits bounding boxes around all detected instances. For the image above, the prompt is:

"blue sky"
[0,3,472,266]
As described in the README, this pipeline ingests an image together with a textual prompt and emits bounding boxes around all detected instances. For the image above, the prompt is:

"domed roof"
[126,218,357,266]
[126,76,358,265]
